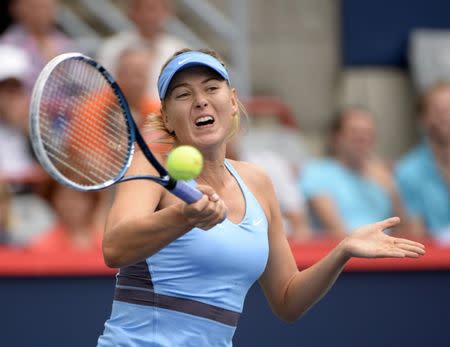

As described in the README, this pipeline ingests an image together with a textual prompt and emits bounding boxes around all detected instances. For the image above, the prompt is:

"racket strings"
[38,59,131,186]
[40,73,125,181]
[48,65,129,144]
[39,121,119,183]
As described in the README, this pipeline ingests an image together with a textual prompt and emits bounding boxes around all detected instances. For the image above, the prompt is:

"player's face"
[162,66,238,152]
[423,86,450,145]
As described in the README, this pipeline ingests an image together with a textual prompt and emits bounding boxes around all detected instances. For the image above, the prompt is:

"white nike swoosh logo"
[253,218,263,226]
[178,58,190,65]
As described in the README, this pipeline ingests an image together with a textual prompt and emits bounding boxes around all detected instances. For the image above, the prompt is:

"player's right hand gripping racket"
[29,52,202,203]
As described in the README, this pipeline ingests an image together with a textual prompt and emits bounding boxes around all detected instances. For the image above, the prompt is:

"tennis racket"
[29,52,202,204]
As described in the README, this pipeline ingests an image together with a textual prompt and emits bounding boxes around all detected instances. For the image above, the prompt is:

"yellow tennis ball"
[166,145,203,180]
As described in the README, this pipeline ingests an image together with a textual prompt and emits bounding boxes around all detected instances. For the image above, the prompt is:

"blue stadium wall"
[342,0,450,66]
[1,272,450,347]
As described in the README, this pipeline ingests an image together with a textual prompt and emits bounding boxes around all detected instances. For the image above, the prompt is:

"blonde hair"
[143,48,247,151]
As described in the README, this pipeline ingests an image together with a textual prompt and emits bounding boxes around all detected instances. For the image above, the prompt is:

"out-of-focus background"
[1,1,450,346]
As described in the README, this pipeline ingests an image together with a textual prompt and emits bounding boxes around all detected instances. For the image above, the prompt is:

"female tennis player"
[97,49,425,347]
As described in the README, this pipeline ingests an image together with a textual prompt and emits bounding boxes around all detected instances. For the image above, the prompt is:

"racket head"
[29,53,136,191]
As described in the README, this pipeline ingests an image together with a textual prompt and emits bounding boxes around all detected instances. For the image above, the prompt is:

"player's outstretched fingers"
[392,239,426,256]
[376,217,401,231]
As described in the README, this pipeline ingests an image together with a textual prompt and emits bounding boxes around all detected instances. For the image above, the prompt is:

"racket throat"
[165,177,177,190]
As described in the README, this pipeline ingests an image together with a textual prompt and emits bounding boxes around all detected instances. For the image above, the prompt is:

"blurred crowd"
[0,0,449,255]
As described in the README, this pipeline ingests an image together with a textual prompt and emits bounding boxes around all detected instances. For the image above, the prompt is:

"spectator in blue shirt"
[395,82,450,240]
[299,106,409,239]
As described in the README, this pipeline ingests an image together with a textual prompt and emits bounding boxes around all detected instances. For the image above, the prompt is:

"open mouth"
[195,115,215,127]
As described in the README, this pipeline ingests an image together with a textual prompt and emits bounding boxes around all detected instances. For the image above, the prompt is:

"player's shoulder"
[226,159,277,219]
[226,159,272,187]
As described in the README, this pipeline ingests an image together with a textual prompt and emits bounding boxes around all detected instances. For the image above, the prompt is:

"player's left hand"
[341,217,426,259]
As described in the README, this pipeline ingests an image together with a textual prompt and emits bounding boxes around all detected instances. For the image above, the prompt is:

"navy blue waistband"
[114,286,241,327]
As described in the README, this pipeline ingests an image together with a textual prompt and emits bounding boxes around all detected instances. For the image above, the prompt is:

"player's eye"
[206,85,219,93]
[175,91,190,99]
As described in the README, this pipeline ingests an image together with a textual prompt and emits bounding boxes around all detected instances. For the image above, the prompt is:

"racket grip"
[170,180,203,204]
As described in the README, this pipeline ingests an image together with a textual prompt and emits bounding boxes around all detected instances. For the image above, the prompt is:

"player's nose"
[194,94,208,108]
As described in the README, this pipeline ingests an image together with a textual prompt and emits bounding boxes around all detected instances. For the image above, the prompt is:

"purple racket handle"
[169,180,203,204]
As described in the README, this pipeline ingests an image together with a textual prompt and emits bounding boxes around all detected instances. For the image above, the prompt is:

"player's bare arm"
[103,150,226,267]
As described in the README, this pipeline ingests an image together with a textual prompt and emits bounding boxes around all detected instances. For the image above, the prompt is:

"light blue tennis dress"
[97,160,269,347]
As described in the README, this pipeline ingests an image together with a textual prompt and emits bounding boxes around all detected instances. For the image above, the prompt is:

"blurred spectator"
[0,172,53,247]
[0,44,37,182]
[395,81,450,242]
[227,138,313,242]
[29,184,102,253]
[0,46,56,248]
[0,0,77,93]
[116,44,175,154]
[96,0,187,99]
[0,44,56,247]
[115,44,160,127]
[8,191,55,246]
[0,179,54,248]
[299,107,409,239]
[0,180,13,244]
